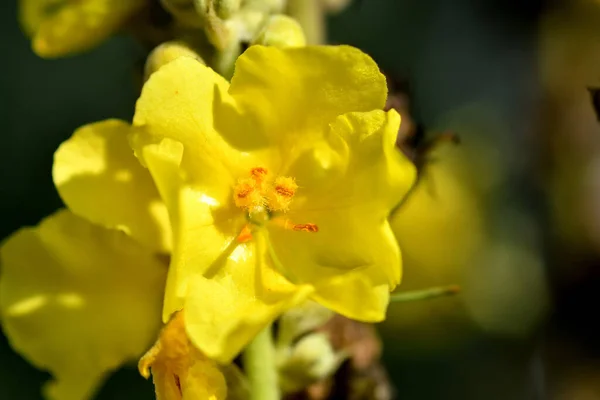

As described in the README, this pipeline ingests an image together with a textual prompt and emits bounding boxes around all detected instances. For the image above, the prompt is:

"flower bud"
[193,0,232,50]
[144,41,205,81]
[225,9,266,42]
[252,15,306,48]
[277,301,333,347]
[277,332,345,393]
[213,0,242,19]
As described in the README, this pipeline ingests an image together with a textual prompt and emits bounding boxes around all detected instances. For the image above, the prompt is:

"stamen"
[233,178,264,209]
[275,186,295,197]
[276,219,319,233]
[236,185,252,199]
[233,168,301,216]
[250,167,268,181]
[292,223,319,233]
[267,176,298,212]
[236,225,253,243]
[274,176,297,196]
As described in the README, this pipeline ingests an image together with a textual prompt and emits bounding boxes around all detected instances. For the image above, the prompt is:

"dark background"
[3,0,600,399]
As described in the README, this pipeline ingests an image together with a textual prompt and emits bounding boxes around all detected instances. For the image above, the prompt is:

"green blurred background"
[3,0,600,398]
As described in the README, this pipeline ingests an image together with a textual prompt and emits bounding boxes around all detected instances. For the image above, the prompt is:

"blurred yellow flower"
[386,152,484,343]
[130,45,417,363]
[0,210,166,400]
[19,0,146,58]
[0,120,173,400]
[391,154,483,282]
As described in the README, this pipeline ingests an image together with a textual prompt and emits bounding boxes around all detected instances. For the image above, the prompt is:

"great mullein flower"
[19,0,146,57]
[0,120,225,400]
[130,44,417,364]
[0,44,416,400]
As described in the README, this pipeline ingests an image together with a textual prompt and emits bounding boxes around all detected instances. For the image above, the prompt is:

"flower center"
[233,167,318,243]
[233,167,298,215]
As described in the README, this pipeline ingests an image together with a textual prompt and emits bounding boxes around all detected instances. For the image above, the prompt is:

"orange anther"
[233,178,263,209]
[250,167,268,181]
[236,225,253,243]
[236,185,252,199]
[275,185,295,197]
[292,223,319,233]
[234,168,298,213]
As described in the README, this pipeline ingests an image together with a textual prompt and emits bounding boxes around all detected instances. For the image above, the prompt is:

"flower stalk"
[287,0,325,44]
[243,325,280,400]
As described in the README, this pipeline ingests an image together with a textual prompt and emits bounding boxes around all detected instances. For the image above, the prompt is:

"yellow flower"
[0,209,166,400]
[0,120,219,400]
[385,152,484,347]
[130,45,417,363]
[19,0,146,58]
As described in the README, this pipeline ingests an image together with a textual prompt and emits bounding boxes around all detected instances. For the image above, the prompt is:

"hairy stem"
[287,0,325,44]
[243,325,280,400]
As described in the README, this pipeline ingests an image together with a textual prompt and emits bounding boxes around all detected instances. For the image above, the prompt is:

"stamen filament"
[236,225,253,243]
[292,223,319,232]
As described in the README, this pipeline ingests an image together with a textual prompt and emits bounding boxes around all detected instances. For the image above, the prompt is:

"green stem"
[213,39,241,80]
[287,0,326,44]
[243,325,280,400]
[390,285,461,303]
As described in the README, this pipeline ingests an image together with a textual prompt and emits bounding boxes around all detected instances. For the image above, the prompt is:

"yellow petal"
[230,45,387,150]
[131,57,268,320]
[53,120,172,253]
[23,0,145,58]
[132,57,265,200]
[184,231,312,363]
[290,110,415,212]
[0,210,166,400]
[267,110,416,320]
[311,272,391,322]
[269,216,400,322]
[131,137,248,321]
